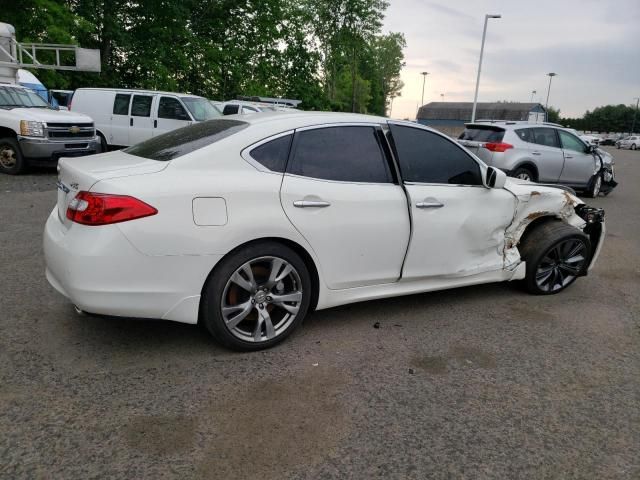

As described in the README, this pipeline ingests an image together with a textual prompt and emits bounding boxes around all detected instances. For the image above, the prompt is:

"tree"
[546,106,560,123]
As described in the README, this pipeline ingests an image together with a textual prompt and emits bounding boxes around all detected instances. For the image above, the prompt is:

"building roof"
[418,102,545,121]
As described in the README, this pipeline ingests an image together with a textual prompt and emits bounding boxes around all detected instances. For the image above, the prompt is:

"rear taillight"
[484,142,514,152]
[66,191,157,226]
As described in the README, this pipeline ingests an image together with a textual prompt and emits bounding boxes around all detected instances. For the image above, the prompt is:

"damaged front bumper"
[575,204,606,273]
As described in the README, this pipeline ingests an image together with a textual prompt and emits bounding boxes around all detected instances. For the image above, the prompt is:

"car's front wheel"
[586,173,602,198]
[0,137,27,175]
[201,241,312,350]
[519,221,591,295]
[632,144,637,150]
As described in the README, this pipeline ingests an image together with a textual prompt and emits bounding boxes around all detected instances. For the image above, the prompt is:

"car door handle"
[531,151,541,156]
[154,119,158,128]
[130,118,133,126]
[416,201,444,209]
[564,155,573,159]
[293,200,331,208]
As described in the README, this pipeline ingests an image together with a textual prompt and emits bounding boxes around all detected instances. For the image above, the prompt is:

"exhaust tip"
[73,305,85,316]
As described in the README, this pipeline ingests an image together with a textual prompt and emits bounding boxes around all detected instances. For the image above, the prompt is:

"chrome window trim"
[282,172,400,187]
[240,130,295,174]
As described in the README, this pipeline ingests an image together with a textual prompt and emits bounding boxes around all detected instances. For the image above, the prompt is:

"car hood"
[8,107,93,124]
[503,177,583,205]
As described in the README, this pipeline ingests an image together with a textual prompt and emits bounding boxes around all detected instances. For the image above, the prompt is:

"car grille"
[47,123,95,140]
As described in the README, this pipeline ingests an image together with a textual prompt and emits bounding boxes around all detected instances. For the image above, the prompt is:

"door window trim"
[386,121,487,188]
[157,95,192,121]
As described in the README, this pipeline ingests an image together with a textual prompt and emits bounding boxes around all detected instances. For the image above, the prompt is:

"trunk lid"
[56,150,168,228]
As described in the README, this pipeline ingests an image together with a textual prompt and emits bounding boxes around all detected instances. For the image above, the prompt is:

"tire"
[585,173,602,198]
[201,241,312,351]
[97,132,108,153]
[615,144,620,149]
[511,167,535,182]
[519,221,591,295]
[632,144,637,151]
[0,137,27,175]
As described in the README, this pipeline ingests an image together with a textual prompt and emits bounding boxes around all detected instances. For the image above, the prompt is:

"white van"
[70,88,222,148]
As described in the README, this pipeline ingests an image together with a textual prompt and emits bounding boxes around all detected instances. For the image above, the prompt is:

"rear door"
[529,127,564,182]
[111,93,131,146]
[280,124,410,289]
[129,94,155,145]
[557,129,596,186]
[457,124,505,164]
[155,96,192,136]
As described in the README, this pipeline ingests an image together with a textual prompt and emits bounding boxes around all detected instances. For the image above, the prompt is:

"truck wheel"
[97,132,108,153]
[0,138,27,175]
[519,221,591,295]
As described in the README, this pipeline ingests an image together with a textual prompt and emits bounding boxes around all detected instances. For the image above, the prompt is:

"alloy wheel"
[221,256,303,343]
[516,172,531,181]
[535,239,587,292]
[592,175,602,197]
[0,145,17,169]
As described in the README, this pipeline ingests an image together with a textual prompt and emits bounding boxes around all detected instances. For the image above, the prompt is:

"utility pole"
[631,97,639,134]
[471,14,501,122]
[545,73,557,122]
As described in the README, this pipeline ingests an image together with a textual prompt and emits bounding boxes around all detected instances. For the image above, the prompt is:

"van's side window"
[113,94,131,115]
[131,95,153,117]
[158,97,190,121]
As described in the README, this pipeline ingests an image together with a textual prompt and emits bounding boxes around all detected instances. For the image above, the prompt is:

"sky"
[383,0,640,120]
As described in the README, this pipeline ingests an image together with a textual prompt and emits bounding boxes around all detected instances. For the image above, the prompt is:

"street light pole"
[530,90,536,102]
[471,14,501,122]
[441,93,445,102]
[420,71,429,113]
[631,97,639,134]
[544,72,557,122]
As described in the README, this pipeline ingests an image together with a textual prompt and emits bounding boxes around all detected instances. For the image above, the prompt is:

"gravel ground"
[1,148,638,479]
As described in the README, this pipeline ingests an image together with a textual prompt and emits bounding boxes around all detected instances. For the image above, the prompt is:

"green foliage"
[561,104,640,133]
[4,0,405,114]
[546,106,560,123]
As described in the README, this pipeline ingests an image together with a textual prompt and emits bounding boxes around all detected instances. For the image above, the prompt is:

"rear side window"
[514,128,534,143]
[458,126,504,142]
[532,128,560,148]
[391,124,482,185]
[223,104,239,115]
[124,119,248,161]
[288,126,391,183]
[131,95,153,117]
[113,94,131,115]
[249,134,292,173]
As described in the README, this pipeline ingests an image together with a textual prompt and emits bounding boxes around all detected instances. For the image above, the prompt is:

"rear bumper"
[43,208,222,324]
[18,135,99,161]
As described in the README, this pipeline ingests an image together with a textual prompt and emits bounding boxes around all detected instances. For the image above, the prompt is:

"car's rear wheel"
[0,137,27,175]
[201,241,312,350]
[512,167,535,182]
[632,144,637,150]
[519,222,591,295]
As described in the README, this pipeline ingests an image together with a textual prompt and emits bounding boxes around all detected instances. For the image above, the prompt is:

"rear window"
[458,126,505,142]
[124,119,248,161]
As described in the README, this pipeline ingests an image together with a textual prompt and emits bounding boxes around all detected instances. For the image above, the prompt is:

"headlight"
[19,120,45,137]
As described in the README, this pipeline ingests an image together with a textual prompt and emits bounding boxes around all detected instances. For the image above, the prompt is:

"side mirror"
[586,144,596,154]
[485,166,507,189]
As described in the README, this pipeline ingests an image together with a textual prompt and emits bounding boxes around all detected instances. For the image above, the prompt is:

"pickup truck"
[0,83,99,174]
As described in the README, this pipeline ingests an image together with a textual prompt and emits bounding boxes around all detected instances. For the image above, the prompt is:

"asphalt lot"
[1,147,638,479]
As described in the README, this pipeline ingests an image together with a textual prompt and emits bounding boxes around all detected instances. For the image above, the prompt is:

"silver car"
[616,135,639,150]
[458,121,617,197]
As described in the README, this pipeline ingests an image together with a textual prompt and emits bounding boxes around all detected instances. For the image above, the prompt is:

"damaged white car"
[44,113,606,350]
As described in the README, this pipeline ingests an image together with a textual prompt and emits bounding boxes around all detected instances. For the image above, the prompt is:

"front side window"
[113,94,131,115]
[180,97,221,121]
[131,95,153,117]
[249,134,293,172]
[558,130,587,153]
[390,124,482,185]
[532,128,560,148]
[288,126,391,183]
[158,97,190,120]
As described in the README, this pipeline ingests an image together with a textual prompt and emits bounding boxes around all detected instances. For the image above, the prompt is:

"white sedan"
[44,112,606,350]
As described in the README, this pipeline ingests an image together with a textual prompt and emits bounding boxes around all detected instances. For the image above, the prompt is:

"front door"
[129,94,155,145]
[388,123,516,280]
[110,93,131,147]
[155,96,192,136]
[557,129,597,187]
[280,124,410,289]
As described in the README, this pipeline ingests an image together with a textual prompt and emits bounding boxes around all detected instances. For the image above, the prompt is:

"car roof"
[234,111,397,128]
[75,87,202,98]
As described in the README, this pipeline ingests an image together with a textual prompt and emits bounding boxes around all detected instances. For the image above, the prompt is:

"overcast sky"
[383,0,640,119]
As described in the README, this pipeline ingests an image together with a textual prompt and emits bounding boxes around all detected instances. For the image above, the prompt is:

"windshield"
[181,97,222,121]
[0,86,51,108]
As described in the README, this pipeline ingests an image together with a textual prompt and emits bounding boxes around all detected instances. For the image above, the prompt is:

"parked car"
[45,112,606,351]
[70,88,222,149]
[0,84,99,175]
[458,121,616,197]
[220,100,280,115]
[616,135,639,150]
